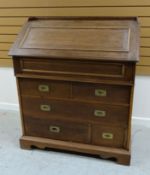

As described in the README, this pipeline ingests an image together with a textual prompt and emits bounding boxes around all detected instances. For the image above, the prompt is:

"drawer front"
[22,97,129,125]
[19,78,131,105]
[19,78,71,98]
[15,58,134,82]
[92,125,126,148]
[72,83,131,104]
[24,117,90,143]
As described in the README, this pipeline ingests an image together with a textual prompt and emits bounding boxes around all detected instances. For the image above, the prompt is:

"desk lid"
[9,17,139,62]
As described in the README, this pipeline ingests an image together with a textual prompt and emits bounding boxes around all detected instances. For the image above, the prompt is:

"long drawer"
[19,78,131,104]
[24,117,90,144]
[22,97,129,126]
[14,58,135,82]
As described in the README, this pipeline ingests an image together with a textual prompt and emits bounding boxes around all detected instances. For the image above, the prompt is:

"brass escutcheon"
[38,84,49,92]
[49,126,60,133]
[94,110,106,117]
[40,105,51,111]
[102,133,113,140]
[95,89,107,97]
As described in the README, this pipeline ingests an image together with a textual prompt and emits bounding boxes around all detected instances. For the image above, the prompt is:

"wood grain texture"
[0,7,150,17]
[141,38,150,47]
[0,59,12,67]
[138,57,150,65]
[14,58,135,84]
[19,78,71,99]
[0,7,106,17]
[0,51,10,59]
[21,96,129,126]
[0,17,26,25]
[19,78,131,104]
[0,0,150,7]
[0,43,11,51]
[92,124,127,148]
[136,65,150,74]
[140,48,150,56]
[20,136,131,165]
[0,1,148,74]
[0,26,21,34]
[0,35,17,43]
[72,82,131,105]
[24,117,91,144]
[10,17,138,165]
[9,17,139,63]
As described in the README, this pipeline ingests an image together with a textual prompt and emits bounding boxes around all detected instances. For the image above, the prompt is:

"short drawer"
[14,58,135,82]
[22,97,129,126]
[19,78,71,98]
[24,117,90,144]
[72,82,131,104]
[92,125,127,148]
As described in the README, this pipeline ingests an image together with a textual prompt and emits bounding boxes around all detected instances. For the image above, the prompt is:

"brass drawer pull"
[40,105,51,111]
[95,89,107,97]
[94,110,106,117]
[38,85,49,92]
[102,133,113,140]
[49,126,60,133]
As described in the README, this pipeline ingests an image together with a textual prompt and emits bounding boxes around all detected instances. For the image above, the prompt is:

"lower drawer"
[24,117,90,144]
[92,125,127,148]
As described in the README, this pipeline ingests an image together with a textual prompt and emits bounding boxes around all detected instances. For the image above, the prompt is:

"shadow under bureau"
[9,17,139,165]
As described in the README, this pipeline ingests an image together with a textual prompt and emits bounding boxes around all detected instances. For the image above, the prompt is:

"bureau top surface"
[9,17,139,62]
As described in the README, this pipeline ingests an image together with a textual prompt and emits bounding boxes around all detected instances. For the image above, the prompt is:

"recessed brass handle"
[95,89,107,97]
[38,85,49,92]
[102,133,113,140]
[40,105,51,111]
[94,110,106,117]
[49,126,60,133]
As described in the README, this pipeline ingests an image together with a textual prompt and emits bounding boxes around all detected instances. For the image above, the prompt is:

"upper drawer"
[72,82,131,105]
[19,78,71,99]
[14,58,135,83]
[19,78,131,104]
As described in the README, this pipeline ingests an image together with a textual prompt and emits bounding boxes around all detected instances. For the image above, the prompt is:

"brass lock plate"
[95,89,107,97]
[94,110,106,117]
[38,85,49,92]
[102,133,113,140]
[40,105,51,111]
[49,126,60,133]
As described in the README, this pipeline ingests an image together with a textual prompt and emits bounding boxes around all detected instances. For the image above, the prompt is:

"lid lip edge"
[8,52,139,62]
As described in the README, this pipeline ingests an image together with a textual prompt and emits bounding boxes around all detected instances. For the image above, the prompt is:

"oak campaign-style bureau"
[9,17,139,165]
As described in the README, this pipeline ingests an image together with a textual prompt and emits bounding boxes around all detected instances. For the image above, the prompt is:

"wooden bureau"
[9,17,139,165]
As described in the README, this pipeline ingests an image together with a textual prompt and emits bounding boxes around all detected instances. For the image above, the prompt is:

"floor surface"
[0,110,149,175]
